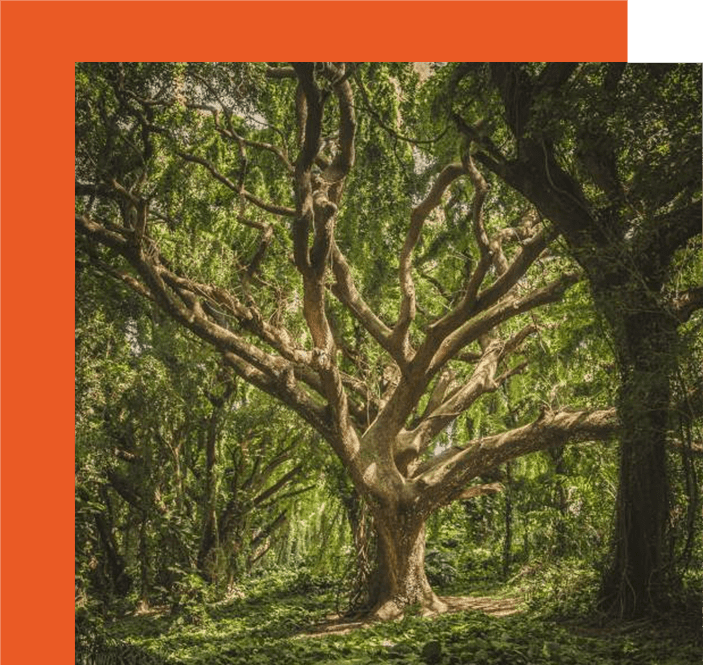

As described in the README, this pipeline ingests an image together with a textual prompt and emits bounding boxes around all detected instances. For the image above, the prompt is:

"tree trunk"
[366,507,446,619]
[599,307,676,617]
[341,488,375,612]
[93,495,132,596]
[502,461,513,578]
[549,447,568,558]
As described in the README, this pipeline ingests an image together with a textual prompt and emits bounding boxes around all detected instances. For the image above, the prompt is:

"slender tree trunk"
[138,514,150,606]
[502,461,513,578]
[366,507,446,619]
[93,492,132,596]
[197,412,219,579]
[599,307,677,617]
[549,447,568,558]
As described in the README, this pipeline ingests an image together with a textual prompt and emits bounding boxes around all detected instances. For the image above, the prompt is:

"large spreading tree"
[75,62,697,619]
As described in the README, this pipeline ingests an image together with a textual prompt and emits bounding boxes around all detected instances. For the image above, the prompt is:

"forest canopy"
[75,62,702,662]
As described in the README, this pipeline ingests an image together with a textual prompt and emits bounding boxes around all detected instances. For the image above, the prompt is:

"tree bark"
[92,488,132,596]
[599,307,677,617]
[366,507,446,619]
[462,63,699,618]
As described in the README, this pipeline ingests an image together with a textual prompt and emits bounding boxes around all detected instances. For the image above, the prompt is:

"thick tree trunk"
[341,488,375,611]
[599,308,676,617]
[366,507,446,619]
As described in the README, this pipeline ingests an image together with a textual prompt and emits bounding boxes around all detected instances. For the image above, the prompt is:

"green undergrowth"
[80,567,702,665]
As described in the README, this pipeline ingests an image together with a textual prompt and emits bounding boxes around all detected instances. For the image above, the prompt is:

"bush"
[425,548,459,587]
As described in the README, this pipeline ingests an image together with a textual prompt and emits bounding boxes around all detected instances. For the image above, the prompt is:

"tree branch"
[393,163,466,358]
[414,407,617,508]
[428,272,578,376]
[399,325,535,462]
[451,481,504,503]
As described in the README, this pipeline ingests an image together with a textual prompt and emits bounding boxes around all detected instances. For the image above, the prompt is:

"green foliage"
[75,264,329,607]
[424,548,459,588]
[76,61,702,640]
[84,568,702,665]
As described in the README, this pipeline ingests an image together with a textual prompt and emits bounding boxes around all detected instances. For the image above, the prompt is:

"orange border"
[0,2,626,662]
[2,1,628,61]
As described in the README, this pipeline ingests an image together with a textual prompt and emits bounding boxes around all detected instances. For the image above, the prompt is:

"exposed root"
[301,595,521,637]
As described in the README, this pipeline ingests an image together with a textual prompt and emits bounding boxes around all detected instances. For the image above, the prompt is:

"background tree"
[443,62,702,617]
[76,265,319,611]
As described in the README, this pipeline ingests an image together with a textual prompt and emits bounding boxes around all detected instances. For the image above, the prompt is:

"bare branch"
[253,464,304,507]
[323,67,356,191]
[330,243,399,361]
[266,65,297,79]
[399,327,534,461]
[190,98,294,174]
[243,190,296,218]
[178,150,296,217]
[76,213,339,444]
[428,217,551,351]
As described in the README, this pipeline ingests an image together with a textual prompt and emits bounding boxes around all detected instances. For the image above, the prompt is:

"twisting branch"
[330,243,402,365]
[404,155,492,378]
[322,67,356,193]
[399,324,536,462]
[177,150,296,217]
[287,63,364,463]
[76,213,338,445]
[393,163,466,357]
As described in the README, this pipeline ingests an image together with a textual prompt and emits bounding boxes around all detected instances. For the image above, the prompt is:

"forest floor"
[305,596,521,636]
[78,570,702,665]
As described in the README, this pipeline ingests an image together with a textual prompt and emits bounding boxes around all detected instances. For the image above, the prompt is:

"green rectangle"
[627,0,703,62]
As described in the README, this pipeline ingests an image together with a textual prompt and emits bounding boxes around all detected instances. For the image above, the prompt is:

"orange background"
[0,1,626,662]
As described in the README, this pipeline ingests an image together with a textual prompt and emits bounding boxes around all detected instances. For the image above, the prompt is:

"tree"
[445,62,702,616]
[76,62,621,618]
[75,266,318,606]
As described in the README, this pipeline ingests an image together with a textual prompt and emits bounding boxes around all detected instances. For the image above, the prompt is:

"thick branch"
[76,214,337,443]
[452,481,503,503]
[289,63,361,458]
[330,243,401,363]
[323,67,356,191]
[253,464,304,507]
[414,407,617,508]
